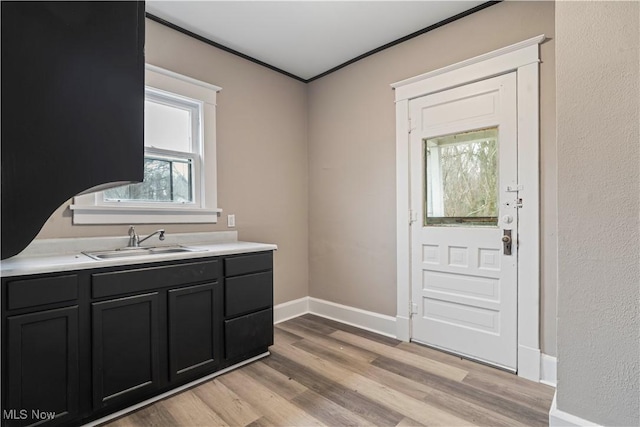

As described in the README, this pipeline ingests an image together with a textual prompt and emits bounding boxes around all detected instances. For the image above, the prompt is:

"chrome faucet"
[127,226,165,248]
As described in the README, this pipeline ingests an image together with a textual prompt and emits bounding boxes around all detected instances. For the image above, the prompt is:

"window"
[71,65,222,224]
[103,89,201,206]
[424,127,499,226]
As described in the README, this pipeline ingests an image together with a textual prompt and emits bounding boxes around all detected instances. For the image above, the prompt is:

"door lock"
[502,230,512,255]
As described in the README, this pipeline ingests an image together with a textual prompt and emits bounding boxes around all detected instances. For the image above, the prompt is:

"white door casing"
[392,35,544,381]
[409,73,518,370]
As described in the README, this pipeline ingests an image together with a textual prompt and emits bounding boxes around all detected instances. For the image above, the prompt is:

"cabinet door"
[168,282,221,383]
[92,293,160,409]
[6,306,79,427]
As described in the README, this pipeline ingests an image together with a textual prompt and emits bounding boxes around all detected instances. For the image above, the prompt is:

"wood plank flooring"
[105,314,554,427]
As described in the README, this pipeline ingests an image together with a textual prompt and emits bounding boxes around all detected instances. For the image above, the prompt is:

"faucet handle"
[159,230,165,241]
[128,226,136,237]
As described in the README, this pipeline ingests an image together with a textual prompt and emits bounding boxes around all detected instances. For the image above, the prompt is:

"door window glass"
[424,127,498,226]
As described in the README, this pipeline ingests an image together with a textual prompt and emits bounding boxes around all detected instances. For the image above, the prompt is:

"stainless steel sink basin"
[83,246,206,260]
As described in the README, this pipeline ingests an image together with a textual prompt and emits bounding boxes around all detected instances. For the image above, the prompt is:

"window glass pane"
[425,128,498,226]
[171,160,192,203]
[145,100,191,152]
[104,156,193,203]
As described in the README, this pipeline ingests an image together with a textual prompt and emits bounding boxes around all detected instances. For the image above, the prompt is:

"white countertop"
[0,232,277,277]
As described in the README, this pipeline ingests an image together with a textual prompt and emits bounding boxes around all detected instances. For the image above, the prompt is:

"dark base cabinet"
[1,250,274,427]
[168,283,222,382]
[225,308,274,360]
[223,252,274,362]
[92,293,160,409]
[6,307,79,427]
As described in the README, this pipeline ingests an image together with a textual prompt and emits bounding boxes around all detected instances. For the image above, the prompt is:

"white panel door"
[409,73,518,370]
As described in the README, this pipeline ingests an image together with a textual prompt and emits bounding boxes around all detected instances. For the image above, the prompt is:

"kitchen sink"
[83,245,207,260]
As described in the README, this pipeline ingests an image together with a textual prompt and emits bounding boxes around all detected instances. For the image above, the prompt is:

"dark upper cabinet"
[1,1,145,259]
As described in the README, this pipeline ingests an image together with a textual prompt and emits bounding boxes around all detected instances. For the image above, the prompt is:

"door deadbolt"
[502,230,512,255]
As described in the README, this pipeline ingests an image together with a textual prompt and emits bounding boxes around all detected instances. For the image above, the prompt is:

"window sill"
[69,204,221,225]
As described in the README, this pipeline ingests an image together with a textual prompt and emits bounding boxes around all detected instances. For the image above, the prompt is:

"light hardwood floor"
[106,314,555,427]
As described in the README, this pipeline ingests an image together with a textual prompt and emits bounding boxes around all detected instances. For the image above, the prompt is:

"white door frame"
[392,35,545,381]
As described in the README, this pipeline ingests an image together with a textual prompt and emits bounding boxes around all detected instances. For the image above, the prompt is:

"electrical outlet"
[227,214,235,227]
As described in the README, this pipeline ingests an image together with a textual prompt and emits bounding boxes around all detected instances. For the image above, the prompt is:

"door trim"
[392,34,545,381]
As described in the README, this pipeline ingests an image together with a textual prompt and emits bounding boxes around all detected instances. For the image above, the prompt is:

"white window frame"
[71,64,222,224]
[101,88,203,209]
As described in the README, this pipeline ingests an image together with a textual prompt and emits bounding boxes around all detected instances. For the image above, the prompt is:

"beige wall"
[307,1,557,355]
[556,1,639,425]
[37,19,310,306]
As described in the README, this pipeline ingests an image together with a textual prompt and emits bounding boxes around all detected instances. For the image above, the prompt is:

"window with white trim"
[71,65,222,224]
[104,89,201,206]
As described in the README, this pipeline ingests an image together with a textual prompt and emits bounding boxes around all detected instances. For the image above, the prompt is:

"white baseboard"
[274,297,309,324]
[308,297,397,338]
[540,354,557,387]
[274,296,397,338]
[549,391,602,426]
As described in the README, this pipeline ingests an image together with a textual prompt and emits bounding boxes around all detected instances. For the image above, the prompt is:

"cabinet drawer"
[7,274,78,310]
[224,252,272,277]
[225,272,272,317]
[92,260,219,298]
[224,308,273,360]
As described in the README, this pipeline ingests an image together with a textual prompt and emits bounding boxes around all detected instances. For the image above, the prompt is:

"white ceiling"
[146,1,488,81]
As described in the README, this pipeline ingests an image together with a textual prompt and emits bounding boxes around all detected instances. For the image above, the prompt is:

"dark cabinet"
[91,260,220,299]
[6,275,78,311]
[225,272,273,317]
[6,306,79,427]
[91,293,160,409]
[224,308,274,360]
[1,1,145,259]
[223,252,274,361]
[168,283,222,382]
[1,250,274,426]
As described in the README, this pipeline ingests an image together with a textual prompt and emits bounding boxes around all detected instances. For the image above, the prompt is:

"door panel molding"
[393,35,544,381]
